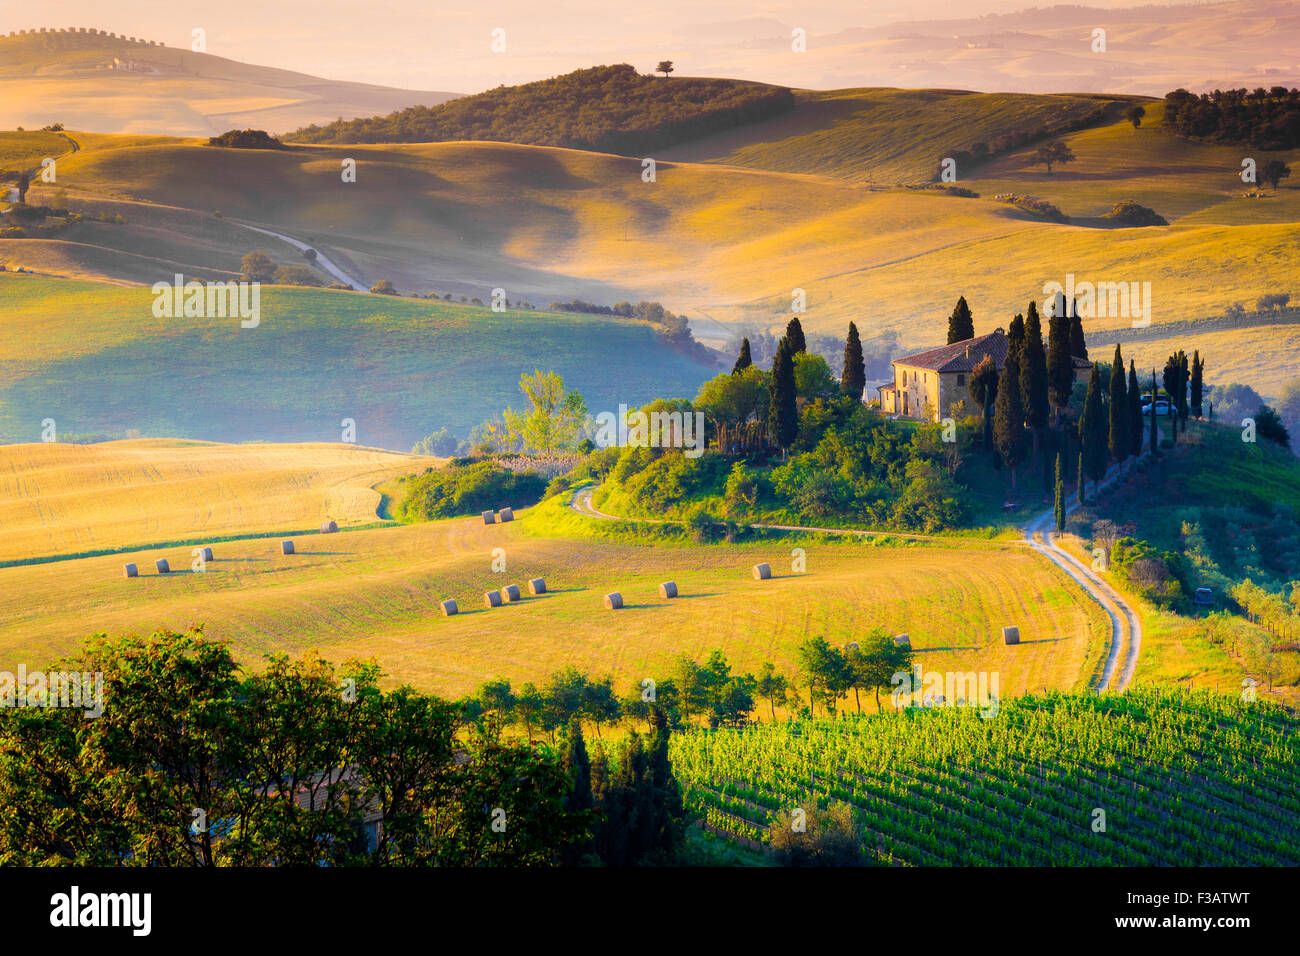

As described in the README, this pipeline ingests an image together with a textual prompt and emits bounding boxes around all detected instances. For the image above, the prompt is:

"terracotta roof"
[894,329,1009,373]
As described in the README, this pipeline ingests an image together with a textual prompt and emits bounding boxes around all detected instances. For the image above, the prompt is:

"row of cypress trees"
[730,316,868,455]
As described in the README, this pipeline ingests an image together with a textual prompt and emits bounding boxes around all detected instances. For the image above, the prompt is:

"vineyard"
[670,689,1300,865]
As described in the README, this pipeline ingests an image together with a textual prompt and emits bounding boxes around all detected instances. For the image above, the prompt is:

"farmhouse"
[877,328,1092,421]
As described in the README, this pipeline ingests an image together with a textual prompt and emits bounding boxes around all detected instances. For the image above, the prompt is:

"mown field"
[0,275,718,449]
[0,438,439,563]
[0,489,1108,700]
[673,689,1300,865]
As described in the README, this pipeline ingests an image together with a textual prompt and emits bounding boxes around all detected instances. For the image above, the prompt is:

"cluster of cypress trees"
[730,316,869,456]
[563,713,686,866]
[989,296,1088,493]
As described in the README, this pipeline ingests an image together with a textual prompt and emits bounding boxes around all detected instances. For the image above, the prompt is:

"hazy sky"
[6,0,1166,93]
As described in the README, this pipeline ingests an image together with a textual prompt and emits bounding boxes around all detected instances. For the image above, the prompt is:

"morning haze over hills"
[1,0,1300,882]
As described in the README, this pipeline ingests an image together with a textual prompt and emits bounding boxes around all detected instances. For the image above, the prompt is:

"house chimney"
[965,345,970,359]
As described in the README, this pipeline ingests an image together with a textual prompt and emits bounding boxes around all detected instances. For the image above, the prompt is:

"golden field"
[0,438,440,562]
[0,492,1109,700]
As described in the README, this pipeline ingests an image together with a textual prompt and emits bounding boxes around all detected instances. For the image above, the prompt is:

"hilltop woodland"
[1164,87,1300,149]
[289,64,795,154]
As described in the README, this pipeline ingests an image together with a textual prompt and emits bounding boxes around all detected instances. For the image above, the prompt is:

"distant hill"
[661,87,1137,184]
[0,28,458,136]
[289,64,794,155]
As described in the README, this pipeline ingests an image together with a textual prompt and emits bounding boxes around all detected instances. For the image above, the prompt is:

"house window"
[957,374,965,386]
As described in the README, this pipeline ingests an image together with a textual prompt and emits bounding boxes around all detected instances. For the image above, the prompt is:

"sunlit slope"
[0,439,439,562]
[11,109,1299,350]
[967,102,1300,224]
[0,276,718,449]
[660,88,1134,184]
[0,505,1107,699]
[0,31,457,136]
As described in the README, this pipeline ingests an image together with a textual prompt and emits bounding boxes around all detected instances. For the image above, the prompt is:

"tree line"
[0,628,685,867]
[1164,87,1300,149]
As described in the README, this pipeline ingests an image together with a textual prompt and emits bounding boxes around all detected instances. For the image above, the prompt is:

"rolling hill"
[0,275,720,450]
[0,28,458,136]
[4,74,1298,402]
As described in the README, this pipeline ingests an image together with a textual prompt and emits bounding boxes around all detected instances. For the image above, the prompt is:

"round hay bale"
[498,507,514,522]
[659,581,678,599]
[281,540,295,555]
[894,634,910,647]
[604,591,623,610]
[502,584,522,603]
[1002,625,1020,646]
[200,546,213,562]
[320,519,338,534]
[439,599,458,616]
[482,511,496,525]
[123,562,138,578]
[527,577,546,595]
[484,590,502,608]
[154,558,170,574]
[752,563,772,580]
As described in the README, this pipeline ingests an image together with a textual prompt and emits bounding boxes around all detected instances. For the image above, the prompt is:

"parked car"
[1143,399,1176,416]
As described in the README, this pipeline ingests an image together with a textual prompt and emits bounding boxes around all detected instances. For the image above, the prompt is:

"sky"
[3,0,1181,93]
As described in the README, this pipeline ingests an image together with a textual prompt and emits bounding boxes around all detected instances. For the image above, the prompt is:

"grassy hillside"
[0,275,719,449]
[673,689,1300,865]
[0,29,457,136]
[661,87,1132,184]
[5,95,1298,379]
[0,491,1106,698]
[289,64,794,155]
[0,439,439,563]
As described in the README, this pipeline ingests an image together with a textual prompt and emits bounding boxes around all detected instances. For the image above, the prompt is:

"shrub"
[208,129,287,149]
[1106,200,1168,226]
[395,462,546,521]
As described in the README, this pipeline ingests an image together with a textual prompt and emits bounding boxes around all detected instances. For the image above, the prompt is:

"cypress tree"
[1079,364,1108,493]
[1068,300,1088,361]
[1108,344,1129,463]
[768,339,798,452]
[1177,351,1190,429]
[1007,313,1026,369]
[969,353,999,456]
[947,295,975,344]
[784,317,806,354]
[1190,351,1204,418]
[993,352,1026,491]
[1127,361,1143,459]
[1150,369,1160,456]
[1021,302,1050,469]
[1046,297,1074,421]
[841,322,866,400]
[1077,451,1086,506]
[562,718,594,865]
[1054,453,1065,532]
[732,337,752,374]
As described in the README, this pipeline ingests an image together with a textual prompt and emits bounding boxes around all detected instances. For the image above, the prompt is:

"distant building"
[877,328,1091,421]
